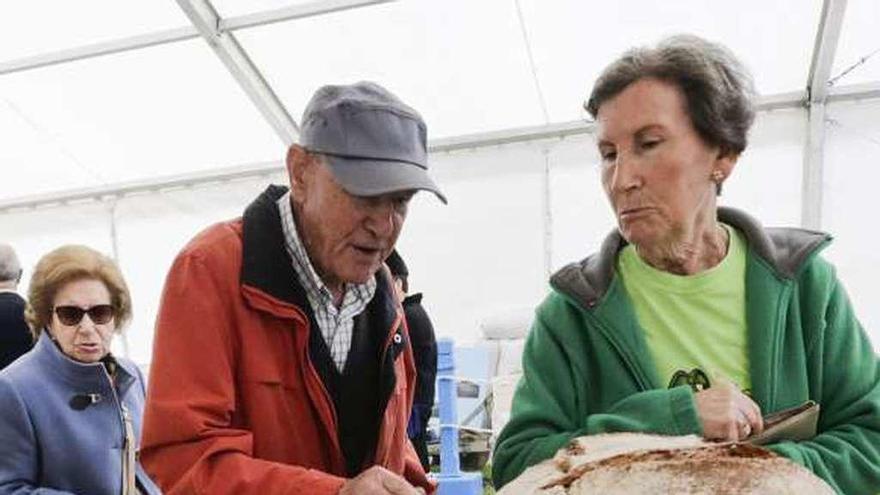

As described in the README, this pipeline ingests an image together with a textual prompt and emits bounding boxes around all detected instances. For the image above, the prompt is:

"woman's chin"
[618,218,668,249]
[619,226,654,247]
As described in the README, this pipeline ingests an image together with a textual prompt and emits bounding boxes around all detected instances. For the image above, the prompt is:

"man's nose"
[364,200,397,238]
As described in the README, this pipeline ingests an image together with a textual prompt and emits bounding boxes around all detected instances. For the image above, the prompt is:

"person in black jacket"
[386,249,437,470]
[0,244,33,370]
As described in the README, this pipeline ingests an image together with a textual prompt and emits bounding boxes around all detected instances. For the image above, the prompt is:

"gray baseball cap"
[299,81,446,204]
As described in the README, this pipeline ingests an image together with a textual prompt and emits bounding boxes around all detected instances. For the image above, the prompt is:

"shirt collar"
[276,192,376,304]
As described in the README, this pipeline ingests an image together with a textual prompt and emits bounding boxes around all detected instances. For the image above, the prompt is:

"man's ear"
[287,145,310,198]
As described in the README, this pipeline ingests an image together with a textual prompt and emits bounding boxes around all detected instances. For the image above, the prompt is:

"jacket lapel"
[744,253,792,413]
[588,279,661,391]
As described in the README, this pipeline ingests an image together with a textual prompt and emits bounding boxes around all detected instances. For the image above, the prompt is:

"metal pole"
[436,338,483,494]
[801,0,848,230]
[176,0,299,146]
[802,103,827,230]
[108,201,131,358]
[541,148,553,279]
[437,339,461,476]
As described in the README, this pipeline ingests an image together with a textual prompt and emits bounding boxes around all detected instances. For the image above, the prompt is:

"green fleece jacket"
[492,208,880,494]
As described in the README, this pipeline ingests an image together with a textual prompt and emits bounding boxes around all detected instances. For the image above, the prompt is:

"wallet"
[747,400,819,446]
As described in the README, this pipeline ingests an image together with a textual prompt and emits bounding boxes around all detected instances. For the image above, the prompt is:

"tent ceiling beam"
[0,161,283,214]
[801,0,847,230]
[0,0,392,77]
[8,84,880,215]
[0,27,199,76]
[802,103,827,230]
[177,0,299,145]
[827,81,880,103]
[807,0,848,103]
[221,0,395,31]
[431,89,815,153]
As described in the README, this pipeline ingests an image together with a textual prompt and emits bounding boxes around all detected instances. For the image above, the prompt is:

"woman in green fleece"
[493,34,880,494]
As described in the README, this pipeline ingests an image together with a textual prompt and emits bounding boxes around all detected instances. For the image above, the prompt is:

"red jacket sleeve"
[140,244,346,494]
[404,440,436,493]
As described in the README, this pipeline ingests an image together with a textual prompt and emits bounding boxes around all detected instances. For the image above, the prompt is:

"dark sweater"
[403,293,437,469]
[0,292,33,370]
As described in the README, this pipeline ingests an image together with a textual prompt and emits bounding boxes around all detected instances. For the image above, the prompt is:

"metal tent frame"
[1,0,877,238]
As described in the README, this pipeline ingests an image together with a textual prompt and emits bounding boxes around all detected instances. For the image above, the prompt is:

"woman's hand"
[694,380,764,441]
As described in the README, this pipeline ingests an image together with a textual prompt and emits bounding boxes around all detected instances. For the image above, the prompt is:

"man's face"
[290,148,414,289]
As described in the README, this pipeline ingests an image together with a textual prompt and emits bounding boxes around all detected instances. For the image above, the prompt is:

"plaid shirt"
[277,192,376,371]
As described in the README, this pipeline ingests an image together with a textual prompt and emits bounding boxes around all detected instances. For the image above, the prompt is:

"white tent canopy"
[1,0,879,364]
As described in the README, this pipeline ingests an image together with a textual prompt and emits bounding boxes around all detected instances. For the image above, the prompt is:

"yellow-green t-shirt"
[617,224,750,393]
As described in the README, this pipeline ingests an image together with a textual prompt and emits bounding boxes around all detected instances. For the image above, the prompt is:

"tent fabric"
[1,1,878,363]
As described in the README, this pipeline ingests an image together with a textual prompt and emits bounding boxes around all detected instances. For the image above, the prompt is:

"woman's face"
[595,77,736,249]
[48,278,116,364]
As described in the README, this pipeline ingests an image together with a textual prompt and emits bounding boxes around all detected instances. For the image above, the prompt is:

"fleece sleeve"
[768,268,880,495]
[491,308,701,489]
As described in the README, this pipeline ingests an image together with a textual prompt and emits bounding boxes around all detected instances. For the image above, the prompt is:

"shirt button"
[393,333,403,344]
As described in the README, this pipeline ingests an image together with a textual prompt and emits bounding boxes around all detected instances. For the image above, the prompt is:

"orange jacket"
[141,187,433,494]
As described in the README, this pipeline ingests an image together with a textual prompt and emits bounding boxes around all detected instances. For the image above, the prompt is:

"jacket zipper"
[293,303,404,472]
[767,284,792,411]
[294,309,346,472]
[101,366,136,494]
[378,312,404,377]
[558,284,655,392]
[361,311,404,470]
[588,313,654,391]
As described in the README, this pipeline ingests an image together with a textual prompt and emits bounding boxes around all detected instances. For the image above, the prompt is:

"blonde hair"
[25,245,132,338]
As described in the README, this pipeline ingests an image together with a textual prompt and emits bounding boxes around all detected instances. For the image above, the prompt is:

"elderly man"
[142,82,445,495]
[0,244,32,370]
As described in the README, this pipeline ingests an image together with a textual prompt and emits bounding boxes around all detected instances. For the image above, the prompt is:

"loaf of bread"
[497,433,834,494]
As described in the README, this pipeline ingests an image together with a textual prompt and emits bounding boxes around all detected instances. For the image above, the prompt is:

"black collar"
[240,185,312,311]
[239,185,399,320]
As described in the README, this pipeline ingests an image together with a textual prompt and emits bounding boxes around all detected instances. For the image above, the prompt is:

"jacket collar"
[550,206,832,308]
[239,185,399,322]
[33,331,137,394]
[402,293,423,306]
[241,185,313,314]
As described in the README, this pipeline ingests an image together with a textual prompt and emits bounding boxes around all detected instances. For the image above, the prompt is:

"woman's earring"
[711,170,725,195]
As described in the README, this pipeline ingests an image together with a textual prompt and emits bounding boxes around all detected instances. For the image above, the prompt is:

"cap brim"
[324,155,447,204]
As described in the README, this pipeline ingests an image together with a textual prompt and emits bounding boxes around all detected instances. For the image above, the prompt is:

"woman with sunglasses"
[0,245,160,494]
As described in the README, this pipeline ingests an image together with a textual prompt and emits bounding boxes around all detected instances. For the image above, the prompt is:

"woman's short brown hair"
[586,34,756,158]
[25,245,132,338]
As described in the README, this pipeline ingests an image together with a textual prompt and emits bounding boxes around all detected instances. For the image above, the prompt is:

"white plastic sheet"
[0,40,282,201]
[0,1,187,61]
[0,1,878,360]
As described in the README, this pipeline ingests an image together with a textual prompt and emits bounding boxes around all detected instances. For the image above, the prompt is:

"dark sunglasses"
[54,305,115,326]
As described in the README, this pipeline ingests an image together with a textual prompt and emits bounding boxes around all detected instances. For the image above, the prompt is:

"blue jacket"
[0,332,160,494]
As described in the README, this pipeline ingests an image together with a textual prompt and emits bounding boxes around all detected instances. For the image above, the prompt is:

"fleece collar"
[550,207,831,308]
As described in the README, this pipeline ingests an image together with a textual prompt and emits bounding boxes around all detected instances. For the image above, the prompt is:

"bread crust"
[498,433,835,494]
